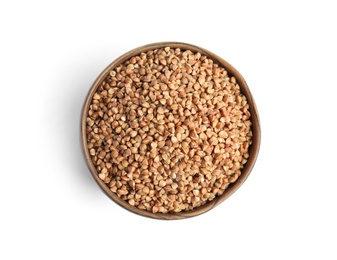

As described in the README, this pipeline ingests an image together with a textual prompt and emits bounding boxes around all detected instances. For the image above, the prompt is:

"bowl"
[81,42,261,219]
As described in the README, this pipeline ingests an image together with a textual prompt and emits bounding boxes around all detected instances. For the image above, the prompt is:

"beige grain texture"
[81,42,261,220]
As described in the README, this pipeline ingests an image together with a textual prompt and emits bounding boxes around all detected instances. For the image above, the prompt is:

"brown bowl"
[81,42,261,220]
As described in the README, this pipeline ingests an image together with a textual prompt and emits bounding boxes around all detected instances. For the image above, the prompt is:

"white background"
[1,0,336,259]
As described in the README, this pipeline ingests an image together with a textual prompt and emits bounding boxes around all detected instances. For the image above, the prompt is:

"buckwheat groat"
[86,47,252,213]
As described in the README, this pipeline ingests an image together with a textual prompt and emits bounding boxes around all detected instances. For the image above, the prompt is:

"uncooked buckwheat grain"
[86,47,252,213]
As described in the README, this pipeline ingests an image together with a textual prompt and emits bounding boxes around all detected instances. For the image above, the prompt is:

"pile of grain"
[86,47,252,213]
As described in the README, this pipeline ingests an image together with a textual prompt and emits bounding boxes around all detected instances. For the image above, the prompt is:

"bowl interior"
[81,42,261,220]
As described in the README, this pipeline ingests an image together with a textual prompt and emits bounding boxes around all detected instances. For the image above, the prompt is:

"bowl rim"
[81,42,261,220]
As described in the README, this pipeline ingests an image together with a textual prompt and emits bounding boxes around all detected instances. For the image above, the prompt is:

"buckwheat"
[86,47,252,213]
